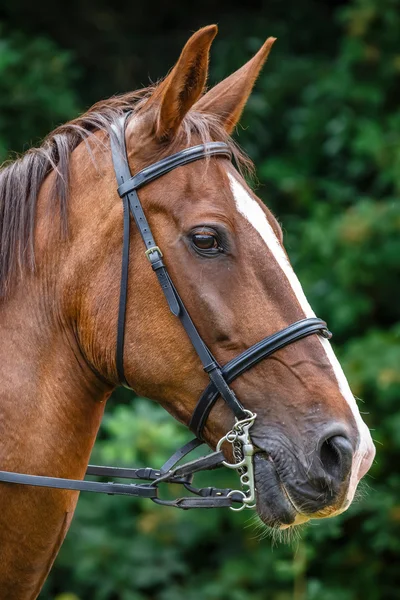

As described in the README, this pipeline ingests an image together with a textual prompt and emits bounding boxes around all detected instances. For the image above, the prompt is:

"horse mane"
[0,87,252,299]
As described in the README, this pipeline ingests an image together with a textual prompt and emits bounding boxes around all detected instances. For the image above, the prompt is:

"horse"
[0,25,375,599]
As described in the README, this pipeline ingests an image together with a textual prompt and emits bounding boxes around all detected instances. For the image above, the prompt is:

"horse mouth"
[278,485,311,529]
[253,452,310,529]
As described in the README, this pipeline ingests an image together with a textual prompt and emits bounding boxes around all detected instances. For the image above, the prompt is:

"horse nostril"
[319,435,353,482]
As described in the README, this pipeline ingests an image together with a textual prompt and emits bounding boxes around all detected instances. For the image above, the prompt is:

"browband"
[117,142,232,197]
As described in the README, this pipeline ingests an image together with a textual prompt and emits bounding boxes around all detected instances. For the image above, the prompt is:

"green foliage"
[0,26,80,161]
[2,0,400,597]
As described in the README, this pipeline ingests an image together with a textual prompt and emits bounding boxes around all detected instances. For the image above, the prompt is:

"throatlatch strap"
[116,195,131,387]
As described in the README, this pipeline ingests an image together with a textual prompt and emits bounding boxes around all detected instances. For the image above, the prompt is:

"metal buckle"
[145,246,163,262]
[216,411,257,511]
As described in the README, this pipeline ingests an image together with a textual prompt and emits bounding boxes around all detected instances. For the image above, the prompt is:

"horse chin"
[253,453,310,530]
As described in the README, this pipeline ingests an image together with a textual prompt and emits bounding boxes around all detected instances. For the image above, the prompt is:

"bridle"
[0,113,331,511]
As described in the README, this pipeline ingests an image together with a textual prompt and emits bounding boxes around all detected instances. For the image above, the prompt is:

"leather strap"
[117,142,232,196]
[160,437,203,474]
[170,451,226,479]
[153,496,234,509]
[0,470,156,497]
[110,115,133,386]
[221,318,331,381]
[86,465,187,484]
[0,441,240,509]
[168,277,247,421]
[189,318,331,436]
[116,194,131,386]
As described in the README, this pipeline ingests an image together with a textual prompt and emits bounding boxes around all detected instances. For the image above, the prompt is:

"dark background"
[1,0,400,598]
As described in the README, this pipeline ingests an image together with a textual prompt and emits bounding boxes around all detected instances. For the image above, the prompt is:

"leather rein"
[0,113,331,510]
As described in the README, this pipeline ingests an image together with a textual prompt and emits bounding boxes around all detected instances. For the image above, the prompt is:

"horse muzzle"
[252,427,357,528]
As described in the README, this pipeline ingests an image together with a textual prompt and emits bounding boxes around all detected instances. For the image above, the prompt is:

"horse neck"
[0,282,108,477]
[0,146,112,475]
[0,155,111,599]
[0,294,108,598]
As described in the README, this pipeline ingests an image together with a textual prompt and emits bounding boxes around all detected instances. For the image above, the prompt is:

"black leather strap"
[221,318,331,382]
[0,470,156,497]
[116,194,131,386]
[149,256,180,316]
[0,440,245,508]
[110,116,181,384]
[110,116,133,386]
[0,442,236,507]
[189,318,331,436]
[117,142,232,196]
[160,437,203,474]
[168,277,247,421]
[153,495,234,509]
[86,464,187,484]
[170,451,226,478]
[183,482,243,502]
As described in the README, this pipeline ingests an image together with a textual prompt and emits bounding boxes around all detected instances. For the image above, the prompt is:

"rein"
[0,113,331,511]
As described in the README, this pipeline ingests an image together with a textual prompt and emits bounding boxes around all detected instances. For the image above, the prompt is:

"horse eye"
[192,233,219,251]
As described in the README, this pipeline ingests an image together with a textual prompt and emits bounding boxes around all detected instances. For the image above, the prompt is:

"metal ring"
[227,490,247,511]
[233,410,257,427]
[221,458,247,470]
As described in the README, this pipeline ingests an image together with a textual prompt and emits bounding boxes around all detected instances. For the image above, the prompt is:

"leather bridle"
[0,113,331,510]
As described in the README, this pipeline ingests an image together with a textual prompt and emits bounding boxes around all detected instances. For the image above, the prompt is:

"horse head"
[68,25,374,528]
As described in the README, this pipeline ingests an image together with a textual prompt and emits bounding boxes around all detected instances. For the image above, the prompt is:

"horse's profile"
[0,25,375,599]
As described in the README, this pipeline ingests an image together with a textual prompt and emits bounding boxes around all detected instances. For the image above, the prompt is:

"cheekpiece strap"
[110,113,247,429]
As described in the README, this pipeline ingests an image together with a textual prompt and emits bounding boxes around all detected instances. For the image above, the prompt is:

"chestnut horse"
[0,25,374,599]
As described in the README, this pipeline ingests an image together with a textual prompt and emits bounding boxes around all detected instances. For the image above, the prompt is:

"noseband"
[0,113,331,510]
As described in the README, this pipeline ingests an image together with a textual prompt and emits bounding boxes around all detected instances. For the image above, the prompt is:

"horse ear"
[150,25,218,140]
[194,37,276,133]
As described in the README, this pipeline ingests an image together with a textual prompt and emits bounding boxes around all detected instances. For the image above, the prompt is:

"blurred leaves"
[0,25,80,161]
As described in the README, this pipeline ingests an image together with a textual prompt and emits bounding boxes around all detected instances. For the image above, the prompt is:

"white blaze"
[227,171,375,508]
